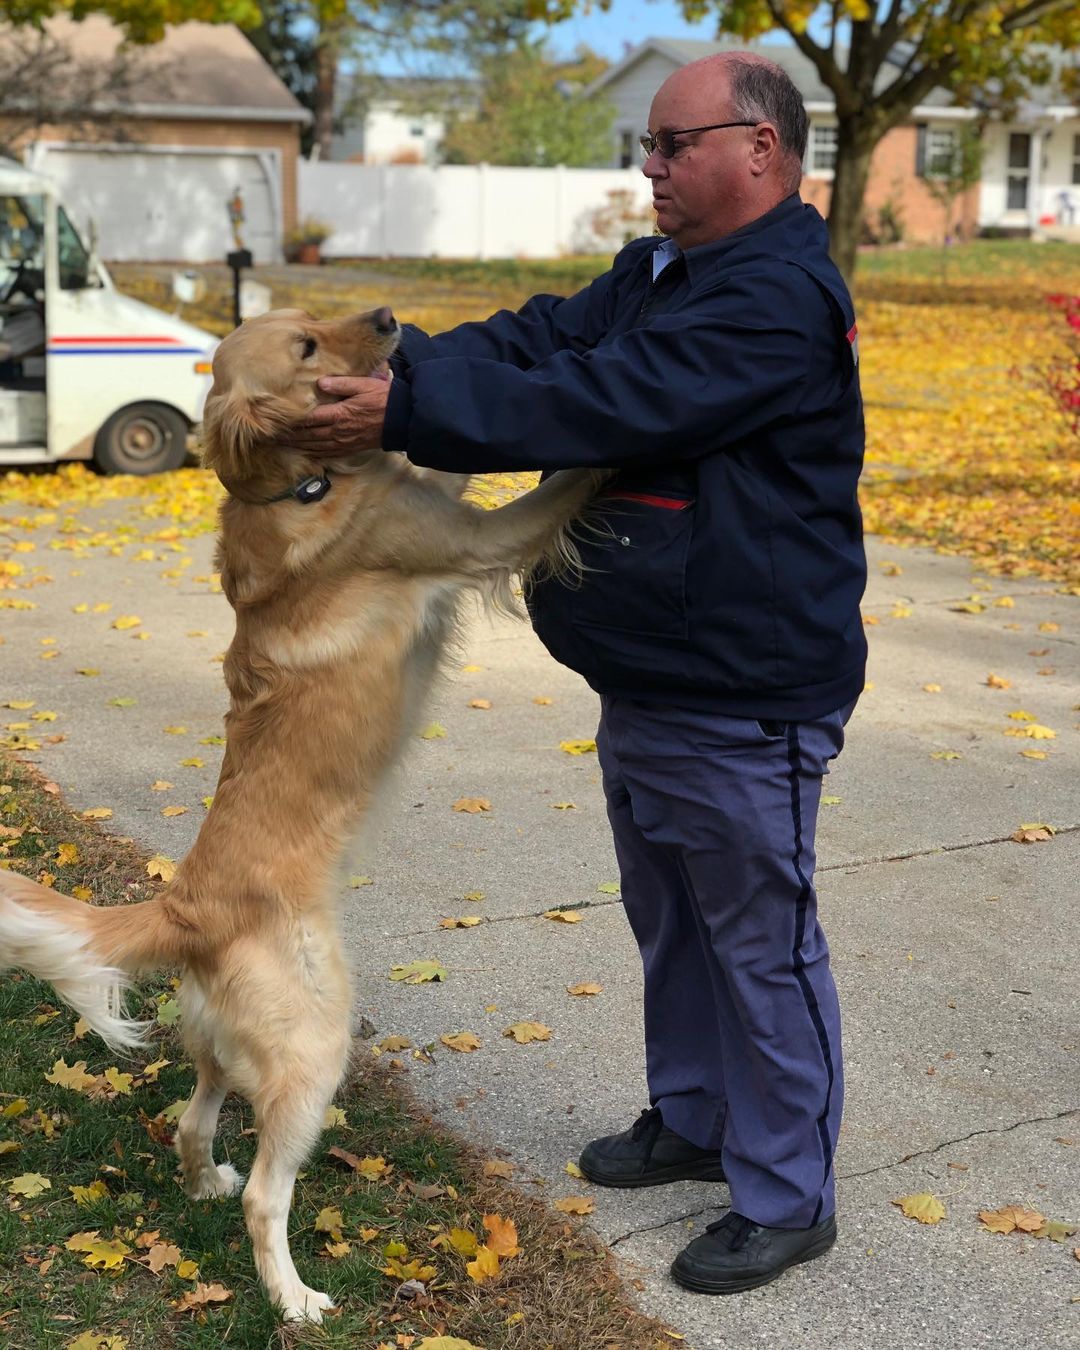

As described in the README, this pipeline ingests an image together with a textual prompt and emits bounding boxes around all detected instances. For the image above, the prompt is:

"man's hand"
[291,373,391,455]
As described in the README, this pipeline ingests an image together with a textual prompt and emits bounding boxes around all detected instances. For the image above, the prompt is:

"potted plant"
[285,217,332,265]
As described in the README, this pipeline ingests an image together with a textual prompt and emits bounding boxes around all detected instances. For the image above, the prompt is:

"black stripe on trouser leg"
[786,721,835,1228]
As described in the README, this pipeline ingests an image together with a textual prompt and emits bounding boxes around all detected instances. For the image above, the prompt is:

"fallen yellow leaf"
[1011,823,1055,843]
[554,1196,594,1215]
[452,797,491,813]
[567,982,603,996]
[8,1171,51,1197]
[978,1204,1046,1235]
[66,1232,132,1269]
[45,1058,99,1092]
[559,738,597,755]
[891,1192,946,1224]
[389,959,447,984]
[70,1180,109,1206]
[441,1031,481,1053]
[173,1281,232,1312]
[466,1243,500,1284]
[146,855,176,882]
[503,1021,551,1044]
[160,805,188,817]
[482,1213,521,1257]
[544,909,583,923]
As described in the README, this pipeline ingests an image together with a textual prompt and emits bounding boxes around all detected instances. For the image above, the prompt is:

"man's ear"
[199,386,297,481]
[749,121,780,176]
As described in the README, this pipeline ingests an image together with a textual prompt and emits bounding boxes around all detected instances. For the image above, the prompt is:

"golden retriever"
[0,306,606,1321]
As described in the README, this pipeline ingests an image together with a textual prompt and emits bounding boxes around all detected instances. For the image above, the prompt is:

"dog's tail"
[0,870,194,1053]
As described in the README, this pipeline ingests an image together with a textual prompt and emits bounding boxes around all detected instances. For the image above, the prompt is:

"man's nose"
[642,150,666,180]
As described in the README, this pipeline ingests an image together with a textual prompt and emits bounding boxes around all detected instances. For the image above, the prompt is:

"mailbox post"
[225,248,253,330]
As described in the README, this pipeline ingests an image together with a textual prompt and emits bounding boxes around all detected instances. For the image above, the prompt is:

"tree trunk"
[827,117,878,284]
[313,22,342,161]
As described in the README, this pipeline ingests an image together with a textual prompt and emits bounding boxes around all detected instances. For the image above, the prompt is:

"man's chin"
[653,202,678,236]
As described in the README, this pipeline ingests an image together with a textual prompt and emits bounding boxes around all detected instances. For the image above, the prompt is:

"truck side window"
[57,207,93,290]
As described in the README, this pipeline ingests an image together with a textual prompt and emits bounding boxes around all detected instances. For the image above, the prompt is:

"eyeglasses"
[639,122,759,159]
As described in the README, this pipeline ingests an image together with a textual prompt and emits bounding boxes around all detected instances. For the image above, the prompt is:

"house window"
[410,124,425,136]
[619,129,634,169]
[807,124,837,174]
[1073,132,1080,186]
[925,127,958,178]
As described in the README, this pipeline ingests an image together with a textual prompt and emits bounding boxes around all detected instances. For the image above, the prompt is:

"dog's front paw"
[280,1285,336,1323]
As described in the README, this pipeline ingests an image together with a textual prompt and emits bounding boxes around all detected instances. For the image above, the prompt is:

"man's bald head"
[663,52,808,195]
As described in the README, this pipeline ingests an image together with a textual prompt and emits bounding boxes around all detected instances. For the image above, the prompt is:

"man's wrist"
[382,375,412,452]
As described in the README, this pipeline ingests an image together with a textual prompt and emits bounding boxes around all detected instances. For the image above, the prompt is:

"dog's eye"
[301,337,317,359]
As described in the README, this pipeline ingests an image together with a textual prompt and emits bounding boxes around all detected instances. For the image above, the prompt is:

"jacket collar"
[654,193,809,286]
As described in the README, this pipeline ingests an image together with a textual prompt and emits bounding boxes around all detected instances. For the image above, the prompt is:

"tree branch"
[999,0,1073,32]
[763,0,854,112]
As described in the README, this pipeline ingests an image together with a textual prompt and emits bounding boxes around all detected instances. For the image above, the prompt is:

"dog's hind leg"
[242,1038,348,1322]
[176,1053,243,1200]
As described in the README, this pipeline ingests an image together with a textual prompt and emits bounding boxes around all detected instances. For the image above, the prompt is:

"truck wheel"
[92,402,190,476]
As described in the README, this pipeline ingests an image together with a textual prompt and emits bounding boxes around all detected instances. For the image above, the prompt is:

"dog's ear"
[200,387,297,482]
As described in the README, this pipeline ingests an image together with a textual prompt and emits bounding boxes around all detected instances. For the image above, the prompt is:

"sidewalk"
[2,498,1077,1348]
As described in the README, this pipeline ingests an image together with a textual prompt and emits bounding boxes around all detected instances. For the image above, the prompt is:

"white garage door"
[28,145,281,264]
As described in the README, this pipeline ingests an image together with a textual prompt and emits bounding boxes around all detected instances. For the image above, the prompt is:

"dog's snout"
[373,306,397,335]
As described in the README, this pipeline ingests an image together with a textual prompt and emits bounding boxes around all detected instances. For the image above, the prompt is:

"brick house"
[584,37,1080,243]
[0,16,311,263]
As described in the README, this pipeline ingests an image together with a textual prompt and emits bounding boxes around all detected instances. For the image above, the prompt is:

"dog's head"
[200,307,400,484]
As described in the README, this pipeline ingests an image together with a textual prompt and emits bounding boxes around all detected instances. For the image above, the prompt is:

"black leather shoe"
[578,1107,727,1188]
[671,1211,837,1293]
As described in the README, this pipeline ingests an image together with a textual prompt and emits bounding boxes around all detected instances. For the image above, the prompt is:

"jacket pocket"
[572,493,694,638]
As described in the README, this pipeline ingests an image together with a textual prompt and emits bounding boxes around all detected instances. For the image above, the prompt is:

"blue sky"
[542,0,793,61]
[369,1,796,77]
[544,0,722,61]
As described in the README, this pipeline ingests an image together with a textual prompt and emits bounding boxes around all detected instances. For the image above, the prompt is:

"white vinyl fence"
[298,162,654,258]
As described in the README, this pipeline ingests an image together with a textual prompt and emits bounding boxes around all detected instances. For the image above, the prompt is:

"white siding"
[299,161,654,257]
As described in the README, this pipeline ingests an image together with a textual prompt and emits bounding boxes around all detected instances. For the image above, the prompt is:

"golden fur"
[0,306,607,1321]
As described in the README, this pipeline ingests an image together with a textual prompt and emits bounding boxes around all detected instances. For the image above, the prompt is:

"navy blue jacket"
[384,194,867,720]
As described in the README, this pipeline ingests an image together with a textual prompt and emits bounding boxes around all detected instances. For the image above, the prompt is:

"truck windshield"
[0,195,45,272]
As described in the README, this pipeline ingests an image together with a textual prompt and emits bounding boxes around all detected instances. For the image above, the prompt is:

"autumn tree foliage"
[667,1,1080,278]
[441,43,614,167]
[2,0,260,43]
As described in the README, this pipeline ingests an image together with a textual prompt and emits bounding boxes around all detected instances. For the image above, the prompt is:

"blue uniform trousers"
[596,696,850,1229]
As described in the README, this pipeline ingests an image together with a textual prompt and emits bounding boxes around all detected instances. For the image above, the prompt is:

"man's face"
[643,66,758,249]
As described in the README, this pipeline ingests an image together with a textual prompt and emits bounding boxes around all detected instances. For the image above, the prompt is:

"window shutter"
[915,123,927,178]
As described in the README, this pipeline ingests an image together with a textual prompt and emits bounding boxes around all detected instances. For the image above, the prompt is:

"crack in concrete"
[609,1204,720,1249]
[819,823,1079,875]
[838,1105,1080,1181]
[602,1107,1080,1249]
[379,826,1080,940]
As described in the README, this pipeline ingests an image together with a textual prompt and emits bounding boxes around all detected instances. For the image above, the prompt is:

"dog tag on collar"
[292,474,332,503]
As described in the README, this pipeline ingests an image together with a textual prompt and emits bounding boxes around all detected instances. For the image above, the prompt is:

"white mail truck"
[0,158,218,475]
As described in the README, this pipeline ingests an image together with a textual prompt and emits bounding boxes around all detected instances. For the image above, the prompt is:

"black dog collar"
[229,471,333,506]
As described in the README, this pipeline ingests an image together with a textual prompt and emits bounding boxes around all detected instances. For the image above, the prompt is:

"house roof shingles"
[7,15,309,120]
